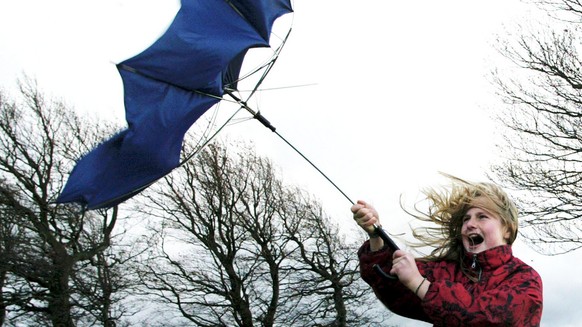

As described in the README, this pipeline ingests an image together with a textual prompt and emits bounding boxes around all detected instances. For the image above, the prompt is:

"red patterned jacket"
[358,242,543,326]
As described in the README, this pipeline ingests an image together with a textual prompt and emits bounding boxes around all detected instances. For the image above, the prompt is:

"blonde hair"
[409,174,519,264]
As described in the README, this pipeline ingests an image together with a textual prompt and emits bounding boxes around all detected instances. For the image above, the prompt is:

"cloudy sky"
[1,0,582,325]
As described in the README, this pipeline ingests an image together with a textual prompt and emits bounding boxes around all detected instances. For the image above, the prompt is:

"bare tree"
[132,140,386,326]
[489,0,582,254]
[133,141,293,326]
[71,221,144,327]
[279,198,389,326]
[0,194,26,326]
[0,78,125,325]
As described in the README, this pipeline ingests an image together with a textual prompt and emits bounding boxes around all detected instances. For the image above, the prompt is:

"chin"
[464,244,485,254]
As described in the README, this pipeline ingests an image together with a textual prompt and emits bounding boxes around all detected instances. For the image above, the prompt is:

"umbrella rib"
[245,28,292,102]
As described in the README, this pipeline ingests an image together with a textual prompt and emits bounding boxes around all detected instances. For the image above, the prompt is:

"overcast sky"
[1,0,582,325]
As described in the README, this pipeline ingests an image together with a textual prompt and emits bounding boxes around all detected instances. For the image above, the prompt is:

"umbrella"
[56,1,400,276]
[56,0,293,209]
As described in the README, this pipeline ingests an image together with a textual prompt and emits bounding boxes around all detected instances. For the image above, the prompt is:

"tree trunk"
[0,270,6,326]
[48,257,75,327]
[332,284,347,327]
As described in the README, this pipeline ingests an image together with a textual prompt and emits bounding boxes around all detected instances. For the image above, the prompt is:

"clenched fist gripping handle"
[372,225,399,280]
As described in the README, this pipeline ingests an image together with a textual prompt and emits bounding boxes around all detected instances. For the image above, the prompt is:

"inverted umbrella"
[56,0,292,209]
[56,1,400,275]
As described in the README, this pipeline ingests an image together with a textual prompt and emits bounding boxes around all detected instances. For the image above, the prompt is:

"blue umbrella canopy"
[57,0,293,209]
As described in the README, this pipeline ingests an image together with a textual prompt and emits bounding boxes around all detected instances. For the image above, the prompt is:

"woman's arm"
[357,241,432,322]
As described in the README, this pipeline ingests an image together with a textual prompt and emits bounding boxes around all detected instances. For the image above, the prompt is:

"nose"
[463,216,477,230]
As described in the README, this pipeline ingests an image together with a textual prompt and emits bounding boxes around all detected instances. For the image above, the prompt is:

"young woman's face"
[461,206,510,254]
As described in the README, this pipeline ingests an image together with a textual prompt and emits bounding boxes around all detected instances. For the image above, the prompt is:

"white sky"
[1,0,582,325]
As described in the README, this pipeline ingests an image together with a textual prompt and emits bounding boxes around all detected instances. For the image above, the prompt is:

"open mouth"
[467,234,484,247]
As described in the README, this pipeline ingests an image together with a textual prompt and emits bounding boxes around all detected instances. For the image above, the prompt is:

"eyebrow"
[464,208,492,217]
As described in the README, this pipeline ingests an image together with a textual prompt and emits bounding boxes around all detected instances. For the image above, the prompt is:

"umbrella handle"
[371,225,399,280]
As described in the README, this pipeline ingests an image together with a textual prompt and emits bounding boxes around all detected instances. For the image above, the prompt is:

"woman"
[351,175,543,326]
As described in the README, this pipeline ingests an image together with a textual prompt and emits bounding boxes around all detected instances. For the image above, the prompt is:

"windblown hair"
[408,174,519,264]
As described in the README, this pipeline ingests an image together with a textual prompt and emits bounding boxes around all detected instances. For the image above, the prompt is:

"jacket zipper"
[471,254,482,282]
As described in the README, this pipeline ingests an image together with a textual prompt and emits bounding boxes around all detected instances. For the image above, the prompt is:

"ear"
[503,227,512,243]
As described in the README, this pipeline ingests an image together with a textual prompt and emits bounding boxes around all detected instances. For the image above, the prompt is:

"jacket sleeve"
[421,263,543,327]
[357,240,431,322]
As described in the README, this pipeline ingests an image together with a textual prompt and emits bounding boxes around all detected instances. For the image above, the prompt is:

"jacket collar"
[464,244,513,271]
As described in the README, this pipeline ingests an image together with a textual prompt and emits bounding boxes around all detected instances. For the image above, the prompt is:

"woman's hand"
[351,200,380,233]
[391,250,429,298]
[351,200,384,251]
